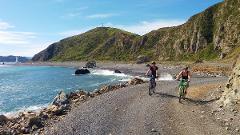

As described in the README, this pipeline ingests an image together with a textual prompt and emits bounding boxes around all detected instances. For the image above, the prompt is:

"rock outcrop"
[0,80,145,134]
[114,69,122,73]
[0,115,9,126]
[75,69,90,75]
[136,55,150,64]
[220,55,240,107]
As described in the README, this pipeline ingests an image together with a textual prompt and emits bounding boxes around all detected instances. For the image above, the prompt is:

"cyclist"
[176,67,191,96]
[145,61,159,95]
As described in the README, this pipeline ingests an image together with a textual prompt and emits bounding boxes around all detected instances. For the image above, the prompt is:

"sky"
[0,0,223,57]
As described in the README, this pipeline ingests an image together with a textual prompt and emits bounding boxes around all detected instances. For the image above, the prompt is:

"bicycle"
[177,79,189,102]
[148,75,157,96]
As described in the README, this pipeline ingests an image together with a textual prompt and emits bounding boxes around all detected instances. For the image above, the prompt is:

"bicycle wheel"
[179,86,184,102]
[182,87,187,100]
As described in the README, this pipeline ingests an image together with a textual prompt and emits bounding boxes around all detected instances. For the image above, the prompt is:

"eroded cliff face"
[213,0,240,55]
[32,0,240,61]
[220,55,240,107]
[146,0,240,61]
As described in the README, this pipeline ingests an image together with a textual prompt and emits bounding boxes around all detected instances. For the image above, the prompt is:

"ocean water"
[0,65,130,115]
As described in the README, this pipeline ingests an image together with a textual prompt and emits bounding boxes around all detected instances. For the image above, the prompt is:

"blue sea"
[0,65,130,115]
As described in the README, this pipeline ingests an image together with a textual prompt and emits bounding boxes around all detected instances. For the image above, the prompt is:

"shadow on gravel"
[184,98,220,105]
[155,92,219,105]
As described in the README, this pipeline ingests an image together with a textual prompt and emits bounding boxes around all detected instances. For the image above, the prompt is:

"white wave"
[119,78,131,82]
[143,73,173,81]
[2,104,48,118]
[158,73,173,81]
[91,69,129,77]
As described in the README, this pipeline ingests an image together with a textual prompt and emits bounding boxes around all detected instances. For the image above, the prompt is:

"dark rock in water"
[85,61,96,68]
[114,69,121,73]
[75,69,90,75]
[136,55,150,64]
[52,91,69,106]
[0,115,9,126]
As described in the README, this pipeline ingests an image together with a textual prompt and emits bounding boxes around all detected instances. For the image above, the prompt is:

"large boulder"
[75,69,90,75]
[52,91,69,106]
[219,55,240,107]
[85,61,96,68]
[46,105,67,116]
[136,55,150,64]
[0,115,9,126]
[114,69,122,73]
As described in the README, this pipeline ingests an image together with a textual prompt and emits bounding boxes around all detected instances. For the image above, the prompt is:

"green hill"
[32,0,240,62]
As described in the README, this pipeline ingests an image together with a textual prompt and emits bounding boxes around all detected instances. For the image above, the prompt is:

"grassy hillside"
[32,0,240,62]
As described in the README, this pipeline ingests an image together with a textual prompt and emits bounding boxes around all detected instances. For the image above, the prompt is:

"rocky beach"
[1,61,240,135]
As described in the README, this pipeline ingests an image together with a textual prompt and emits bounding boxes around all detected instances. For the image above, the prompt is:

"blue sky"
[0,0,223,56]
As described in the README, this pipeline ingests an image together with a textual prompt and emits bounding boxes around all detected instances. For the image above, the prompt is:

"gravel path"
[44,76,230,135]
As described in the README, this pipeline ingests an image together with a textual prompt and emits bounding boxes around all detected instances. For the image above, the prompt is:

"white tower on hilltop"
[15,56,18,63]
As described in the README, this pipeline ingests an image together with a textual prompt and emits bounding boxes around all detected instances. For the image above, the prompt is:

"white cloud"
[0,31,36,44]
[86,13,116,19]
[59,19,186,37]
[61,7,88,18]
[0,21,15,30]
[0,20,44,56]
[0,41,54,57]
[59,28,92,37]
[65,12,81,18]
[109,19,186,35]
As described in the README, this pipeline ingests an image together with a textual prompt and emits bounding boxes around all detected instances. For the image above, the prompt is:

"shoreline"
[0,77,146,134]
[0,61,232,134]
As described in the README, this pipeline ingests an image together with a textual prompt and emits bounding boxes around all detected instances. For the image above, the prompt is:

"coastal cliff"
[220,55,240,107]
[32,0,240,61]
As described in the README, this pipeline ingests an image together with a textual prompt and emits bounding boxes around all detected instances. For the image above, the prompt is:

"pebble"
[236,128,239,132]
[201,111,205,114]
[225,127,229,130]
[180,122,185,125]
[192,110,195,112]
[216,118,221,120]
[151,128,157,132]
[225,122,230,126]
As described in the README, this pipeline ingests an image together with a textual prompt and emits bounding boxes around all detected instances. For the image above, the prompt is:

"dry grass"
[187,83,222,99]
[191,64,231,76]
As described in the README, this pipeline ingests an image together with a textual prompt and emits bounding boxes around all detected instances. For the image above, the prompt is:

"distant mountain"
[32,0,240,62]
[0,56,30,63]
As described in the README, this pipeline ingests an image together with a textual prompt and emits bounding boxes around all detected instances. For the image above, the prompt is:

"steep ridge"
[32,0,240,61]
